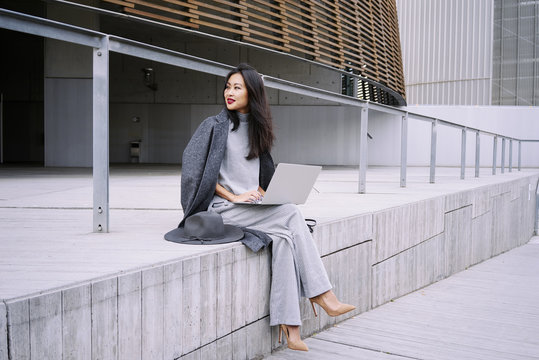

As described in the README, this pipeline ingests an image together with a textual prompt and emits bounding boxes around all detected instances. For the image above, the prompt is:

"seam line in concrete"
[3,300,11,360]
[27,300,31,360]
[61,293,64,360]
[315,337,424,360]
[320,239,372,259]
[179,315,270,359]
[371,232,444,267]
[90,283,94,360]
[444,203,472,215]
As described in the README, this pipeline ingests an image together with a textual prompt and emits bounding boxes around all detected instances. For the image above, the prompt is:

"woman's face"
[224,73,249,114]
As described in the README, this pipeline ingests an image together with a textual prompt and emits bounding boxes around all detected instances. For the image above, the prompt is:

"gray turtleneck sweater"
[211,112,260,205]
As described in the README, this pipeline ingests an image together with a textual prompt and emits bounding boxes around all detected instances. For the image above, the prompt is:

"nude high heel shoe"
[309,290,356,317]
[278,325,309,351]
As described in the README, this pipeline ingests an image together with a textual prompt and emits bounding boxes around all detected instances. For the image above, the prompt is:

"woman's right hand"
[234,190,263,203]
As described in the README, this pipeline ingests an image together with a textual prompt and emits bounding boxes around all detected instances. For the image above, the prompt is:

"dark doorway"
[0,15,45,164]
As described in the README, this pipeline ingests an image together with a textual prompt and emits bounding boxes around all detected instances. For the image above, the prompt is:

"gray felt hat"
[164,211,244,245]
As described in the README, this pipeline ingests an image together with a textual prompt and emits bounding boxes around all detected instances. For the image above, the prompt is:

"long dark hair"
[224,63,274,160]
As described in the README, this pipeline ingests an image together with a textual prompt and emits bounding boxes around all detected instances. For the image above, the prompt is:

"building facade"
[492,0,539,106]
[0,0,406,166]
[396,0,539,106]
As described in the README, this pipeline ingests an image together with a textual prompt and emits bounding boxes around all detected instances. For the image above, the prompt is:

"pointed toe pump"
[309,290,356,317]
[278,325,309,352]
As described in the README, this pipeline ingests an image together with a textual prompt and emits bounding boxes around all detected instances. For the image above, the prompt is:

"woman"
[180,63,355,351]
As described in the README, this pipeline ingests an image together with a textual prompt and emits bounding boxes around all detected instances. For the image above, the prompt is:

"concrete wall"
[2,172,537,359]
[106,46,343,164]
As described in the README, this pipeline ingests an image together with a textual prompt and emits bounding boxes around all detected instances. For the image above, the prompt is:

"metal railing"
[401,113,539,186]
[1,7,538,233]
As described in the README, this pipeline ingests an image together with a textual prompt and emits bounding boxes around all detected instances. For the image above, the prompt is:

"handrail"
[0,7,537,232]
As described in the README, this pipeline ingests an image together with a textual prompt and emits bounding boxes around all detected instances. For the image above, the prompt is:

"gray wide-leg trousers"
[210,203,332,326]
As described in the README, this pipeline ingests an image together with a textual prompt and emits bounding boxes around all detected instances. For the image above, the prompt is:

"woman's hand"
[215,184,263,203]
[234,189,263,203]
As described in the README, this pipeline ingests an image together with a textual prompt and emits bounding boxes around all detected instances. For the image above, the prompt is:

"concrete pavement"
[266,237,539,360]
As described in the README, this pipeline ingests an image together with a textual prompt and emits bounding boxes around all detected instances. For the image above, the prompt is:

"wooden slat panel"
[283,41,318,57]
[123,7,198,28]
[246,27,289,44]
[102,0,134,8]
[239,0,288,53]
[206,0,246,10]
[315,34,342,51]
[187,0,248,19]
[191,9,244,27]
[242,19,287,37]
[281,16,316,34]
[243,36,288,52]
[315,57,341,67]
[312,15,342,39]
[242,11,284,28]
[161,0,197,10]
[243,1,286,20]
[310,1,343,67]
[280,3,316,28]
[94,0,406,103]
[127,0,194,18]
[191,19,249,36]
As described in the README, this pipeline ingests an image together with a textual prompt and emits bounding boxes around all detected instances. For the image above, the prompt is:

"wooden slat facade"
[100,0,406,104]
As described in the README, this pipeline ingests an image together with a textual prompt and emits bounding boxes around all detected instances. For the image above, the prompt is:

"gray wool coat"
[179,109,275,252]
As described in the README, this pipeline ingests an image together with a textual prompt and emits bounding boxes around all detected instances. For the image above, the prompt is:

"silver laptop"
[235,163,321,205]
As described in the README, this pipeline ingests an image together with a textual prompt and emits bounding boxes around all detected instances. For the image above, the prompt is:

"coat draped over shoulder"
[179,109,275,252]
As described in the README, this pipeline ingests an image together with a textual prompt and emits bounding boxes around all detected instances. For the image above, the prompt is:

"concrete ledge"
[1,169,538,359]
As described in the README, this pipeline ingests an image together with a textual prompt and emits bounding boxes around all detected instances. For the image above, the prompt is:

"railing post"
[509,139,513,172]
[492,135,498,175]
[475,131,480,178]
[93,36,110,232]
[430,119,437,184]
[400,113,408,187]
[501,137,506,173]
[518,141,522,171]
[460,128,466,180]
[358,107,368,193]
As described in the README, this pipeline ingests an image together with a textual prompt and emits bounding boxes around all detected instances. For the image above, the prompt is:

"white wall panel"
[396,0,494,105]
